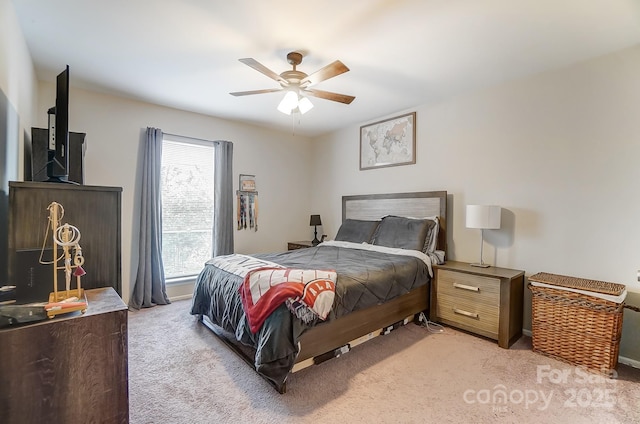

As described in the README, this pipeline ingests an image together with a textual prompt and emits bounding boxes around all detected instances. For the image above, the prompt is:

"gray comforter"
[190,242,431,391]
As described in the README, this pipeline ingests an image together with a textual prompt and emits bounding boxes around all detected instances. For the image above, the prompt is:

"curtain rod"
[162,132,222,145]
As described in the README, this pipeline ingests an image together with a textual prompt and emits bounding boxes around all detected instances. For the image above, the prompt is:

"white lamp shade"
[466,205,501,229]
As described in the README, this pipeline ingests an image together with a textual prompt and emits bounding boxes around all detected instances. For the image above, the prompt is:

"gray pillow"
[335,219,380,243]
[422,217,439,253]
[372,215,435,251]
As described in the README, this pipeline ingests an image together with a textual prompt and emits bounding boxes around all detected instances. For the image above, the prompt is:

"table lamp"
[310,214,322,246]
[466,205,501,267]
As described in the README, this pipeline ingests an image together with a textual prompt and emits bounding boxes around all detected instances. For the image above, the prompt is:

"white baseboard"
[618,355,640,369]
[169,294,193,302]
[522,329,639,369]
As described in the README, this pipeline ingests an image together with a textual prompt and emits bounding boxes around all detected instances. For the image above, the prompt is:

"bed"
[190,191,447,393]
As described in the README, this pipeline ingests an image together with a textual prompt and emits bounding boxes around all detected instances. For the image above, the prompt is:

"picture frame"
[239,174,256,191]
[359,112,416,170]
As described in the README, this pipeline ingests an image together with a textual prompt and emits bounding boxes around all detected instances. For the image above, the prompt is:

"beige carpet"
[128,299,640,423]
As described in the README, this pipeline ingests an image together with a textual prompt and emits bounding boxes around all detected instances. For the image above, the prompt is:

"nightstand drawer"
[436,294,499,336]
[437,269,500,305]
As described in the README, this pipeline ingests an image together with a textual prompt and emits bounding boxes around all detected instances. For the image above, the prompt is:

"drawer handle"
[453,283,480,292]
[453,308,479,319]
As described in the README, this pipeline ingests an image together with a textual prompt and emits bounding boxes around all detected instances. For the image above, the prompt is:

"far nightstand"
[287,241,314,251]
[429,261,525,348]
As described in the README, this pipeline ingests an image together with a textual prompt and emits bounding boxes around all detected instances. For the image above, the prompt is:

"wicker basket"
[528,272,625,374]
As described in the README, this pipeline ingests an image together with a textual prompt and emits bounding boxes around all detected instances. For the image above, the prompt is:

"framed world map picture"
[359,112,416,170]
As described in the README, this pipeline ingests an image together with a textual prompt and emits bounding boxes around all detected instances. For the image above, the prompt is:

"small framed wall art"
[359,112,416,170]
[239,174,256,191]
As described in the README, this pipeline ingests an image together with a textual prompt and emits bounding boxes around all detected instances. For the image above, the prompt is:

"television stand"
[45,177,79,185]
[29,128,85,184]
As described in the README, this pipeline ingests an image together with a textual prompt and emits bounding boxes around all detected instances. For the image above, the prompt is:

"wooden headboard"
[342,191,447,255]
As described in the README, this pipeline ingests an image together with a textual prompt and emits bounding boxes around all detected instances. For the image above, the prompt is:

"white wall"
[311,45,640,288]
[310,44,640,361]
[35,85,314,303]
[0,0,38,175]
[0,0,37,287]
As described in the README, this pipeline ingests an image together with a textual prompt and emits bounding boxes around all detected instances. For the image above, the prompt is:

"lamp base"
[312,225,320,246]
[469,262,491,268]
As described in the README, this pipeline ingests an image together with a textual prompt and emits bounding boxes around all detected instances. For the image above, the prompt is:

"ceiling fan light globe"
[298,96,313,114]
[278,91,298,114]
[277,102,292,115]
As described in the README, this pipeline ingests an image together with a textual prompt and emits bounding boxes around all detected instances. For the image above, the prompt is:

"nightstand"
[287,240,314,250]
[429,261,524,348]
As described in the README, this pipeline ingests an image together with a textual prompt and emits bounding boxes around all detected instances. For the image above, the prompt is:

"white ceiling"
[12,0,640,137]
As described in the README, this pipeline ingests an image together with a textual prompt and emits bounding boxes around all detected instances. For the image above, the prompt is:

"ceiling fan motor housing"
[286,52,303,67]
[280,70,307,87]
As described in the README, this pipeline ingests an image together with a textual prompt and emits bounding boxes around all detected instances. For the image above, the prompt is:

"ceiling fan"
[230,52,355,114]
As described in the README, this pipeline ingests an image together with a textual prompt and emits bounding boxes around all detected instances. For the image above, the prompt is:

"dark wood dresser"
[8,181,122,296]
[0,287,129,423]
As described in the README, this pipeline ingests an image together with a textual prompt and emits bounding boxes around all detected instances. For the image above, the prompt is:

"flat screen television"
[46,65,70,182]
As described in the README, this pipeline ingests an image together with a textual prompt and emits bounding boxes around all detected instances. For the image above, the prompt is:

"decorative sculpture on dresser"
[43,201,87,317]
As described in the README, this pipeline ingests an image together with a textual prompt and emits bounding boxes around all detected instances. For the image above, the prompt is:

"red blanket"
[238,267,336,333]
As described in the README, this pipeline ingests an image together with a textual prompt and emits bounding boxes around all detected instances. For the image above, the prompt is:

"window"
[161,135,215,281]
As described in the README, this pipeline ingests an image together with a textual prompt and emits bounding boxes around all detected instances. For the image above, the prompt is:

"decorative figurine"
[43,202,87,317]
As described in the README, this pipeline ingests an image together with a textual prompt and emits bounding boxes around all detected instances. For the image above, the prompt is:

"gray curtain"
[129,127,170,309]
[213,140,234,256]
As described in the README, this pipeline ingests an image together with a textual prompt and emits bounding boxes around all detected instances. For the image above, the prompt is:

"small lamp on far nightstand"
[310,214,322,246]
[466,205,501,268]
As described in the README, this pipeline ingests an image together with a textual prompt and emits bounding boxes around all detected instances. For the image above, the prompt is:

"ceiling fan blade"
[230,88,283,96]
[300,60,349,87]
[304,88,355,104]
[239,58,287,84]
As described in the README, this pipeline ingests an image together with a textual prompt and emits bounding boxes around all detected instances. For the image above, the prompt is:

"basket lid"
[529,272,626,296]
